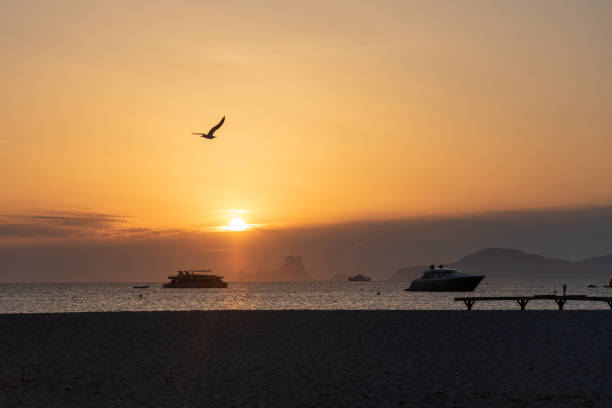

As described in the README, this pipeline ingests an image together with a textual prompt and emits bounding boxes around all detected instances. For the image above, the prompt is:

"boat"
[163,269,228,288]
[406,264,484,292]
[348,274,372,281]
[133,285,149,289]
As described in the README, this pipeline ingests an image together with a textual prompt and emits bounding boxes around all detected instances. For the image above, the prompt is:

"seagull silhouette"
[192,116,225,139]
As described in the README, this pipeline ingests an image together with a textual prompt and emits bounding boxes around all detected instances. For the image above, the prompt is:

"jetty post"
[553,296,566,310]
[516,298,530,310]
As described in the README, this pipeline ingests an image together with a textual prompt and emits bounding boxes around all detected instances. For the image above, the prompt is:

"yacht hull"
[164,281,227,288]
[407,276,484,292]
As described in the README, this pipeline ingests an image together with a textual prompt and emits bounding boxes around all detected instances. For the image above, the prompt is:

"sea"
[1,279,610,313]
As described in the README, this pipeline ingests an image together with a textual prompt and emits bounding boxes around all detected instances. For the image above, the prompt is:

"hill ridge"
[389,247,612,281]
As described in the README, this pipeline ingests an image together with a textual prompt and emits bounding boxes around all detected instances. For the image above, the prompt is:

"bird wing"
[208,116,225,135]
[191,133,205,135]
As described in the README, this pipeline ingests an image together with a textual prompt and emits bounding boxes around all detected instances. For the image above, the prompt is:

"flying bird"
[192,116,225,139]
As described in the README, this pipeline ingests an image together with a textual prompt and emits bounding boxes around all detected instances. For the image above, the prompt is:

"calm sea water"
[1,279,610,313]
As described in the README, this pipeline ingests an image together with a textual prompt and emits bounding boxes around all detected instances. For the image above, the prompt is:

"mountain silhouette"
[239,256,314,281]
[389,247,612,281]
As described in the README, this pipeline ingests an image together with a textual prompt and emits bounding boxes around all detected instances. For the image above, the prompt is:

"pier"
[454,295,612,310]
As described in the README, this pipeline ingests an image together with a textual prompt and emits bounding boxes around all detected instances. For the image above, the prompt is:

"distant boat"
[348,274,372,281]
[133,285,149,289]
[163,269,228,288]
[406,265,484,292]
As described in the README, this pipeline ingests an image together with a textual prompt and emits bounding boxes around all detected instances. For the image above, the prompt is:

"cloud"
[0,211,216,247]
[0,212,121,238]
[13,212,124,228]
[0,211,179,240]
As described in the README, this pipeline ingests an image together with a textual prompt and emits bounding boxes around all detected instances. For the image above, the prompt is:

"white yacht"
[406,265,484,292]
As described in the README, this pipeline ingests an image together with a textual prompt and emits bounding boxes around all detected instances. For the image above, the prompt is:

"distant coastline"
[389,247,612,282]
[235,247,612,282]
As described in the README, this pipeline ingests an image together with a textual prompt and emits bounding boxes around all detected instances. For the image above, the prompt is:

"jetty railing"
[454,295,612,311]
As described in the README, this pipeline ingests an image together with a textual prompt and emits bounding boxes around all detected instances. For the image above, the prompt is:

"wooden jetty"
[454,295,612,310]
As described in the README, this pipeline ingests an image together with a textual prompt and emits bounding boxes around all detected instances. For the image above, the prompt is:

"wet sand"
[1,311,611,407]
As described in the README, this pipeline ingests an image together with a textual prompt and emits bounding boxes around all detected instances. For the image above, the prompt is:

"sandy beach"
[1,311,611,407]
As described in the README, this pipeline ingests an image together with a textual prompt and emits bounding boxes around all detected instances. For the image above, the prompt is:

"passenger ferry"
[163,270,228,288]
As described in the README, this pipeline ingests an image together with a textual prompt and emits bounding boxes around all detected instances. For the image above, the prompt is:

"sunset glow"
[1,1,611,235]
[225,217,249,232]
[1,1,611,282]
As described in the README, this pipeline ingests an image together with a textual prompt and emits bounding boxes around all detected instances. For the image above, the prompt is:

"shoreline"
[2,310,611,407]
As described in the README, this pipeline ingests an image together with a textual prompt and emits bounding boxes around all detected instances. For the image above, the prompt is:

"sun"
[226,217,248,231]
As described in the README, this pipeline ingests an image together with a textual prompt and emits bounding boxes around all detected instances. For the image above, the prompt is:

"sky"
[1,1,611,281]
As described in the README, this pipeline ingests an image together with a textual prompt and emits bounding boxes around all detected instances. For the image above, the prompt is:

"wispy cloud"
[14,212,125,228]
[0,212,121,238]
[0,211,192,242]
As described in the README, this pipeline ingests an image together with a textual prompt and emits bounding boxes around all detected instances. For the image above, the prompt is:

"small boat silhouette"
[348,274,371,281]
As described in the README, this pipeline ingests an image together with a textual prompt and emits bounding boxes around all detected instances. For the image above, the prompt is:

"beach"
[1,311,611,407]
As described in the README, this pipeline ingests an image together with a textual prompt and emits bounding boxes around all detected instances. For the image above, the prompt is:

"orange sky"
[2,0,612,232]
